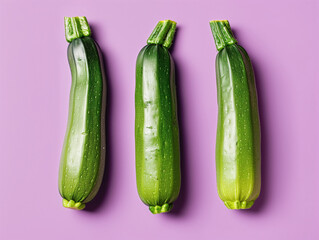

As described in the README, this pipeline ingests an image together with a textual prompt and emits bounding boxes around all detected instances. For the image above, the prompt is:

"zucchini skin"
[135,44,180,214]
[215,40,261,209]
[58,36,106,210]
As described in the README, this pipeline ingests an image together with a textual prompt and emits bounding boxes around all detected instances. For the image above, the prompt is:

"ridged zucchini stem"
[65,16,91,43]
[210,20,237,51]
[149,203,173,214]
[147,20,177,49]
[224,200,255,210]
[62,199,86,210]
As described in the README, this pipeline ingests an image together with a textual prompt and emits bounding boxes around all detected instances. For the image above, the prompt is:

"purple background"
[1,0,318,239]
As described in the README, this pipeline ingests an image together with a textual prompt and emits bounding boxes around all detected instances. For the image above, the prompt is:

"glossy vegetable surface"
[58,16,106,210]
[135,20,181,214]
[210,20,261,209]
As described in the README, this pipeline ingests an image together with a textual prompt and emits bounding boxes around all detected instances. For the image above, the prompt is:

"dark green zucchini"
[135,20,180,214]
[210,20,261,209]
[58,16,106,210]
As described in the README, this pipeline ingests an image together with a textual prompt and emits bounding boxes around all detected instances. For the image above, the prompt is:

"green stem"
[64,16,91,43]
[62,199,85,210]
[209,20,237,51]
[147,20,177,49]
[149,203,173,214]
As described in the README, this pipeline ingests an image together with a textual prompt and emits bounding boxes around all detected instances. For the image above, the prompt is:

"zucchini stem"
[224,200,255,210]
[149,203,173,214]
[210,20,237,51]
[62,199,85,210]
[147,20,177,49]
[64,16,91,43]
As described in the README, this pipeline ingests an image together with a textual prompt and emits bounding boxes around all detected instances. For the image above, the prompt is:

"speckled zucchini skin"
[58,17,106,210]
[135,20,180,214]
[212,20,261,209]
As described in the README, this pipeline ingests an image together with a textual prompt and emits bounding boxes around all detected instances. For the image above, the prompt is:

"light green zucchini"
[210,20,261,209]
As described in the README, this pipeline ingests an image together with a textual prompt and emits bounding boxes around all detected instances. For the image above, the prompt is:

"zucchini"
[58,16,106,210]
[135,20,181,214]
[210,20,261,209]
